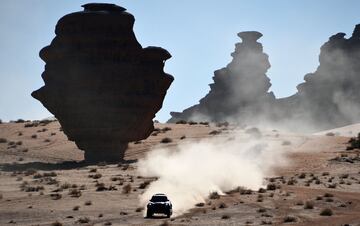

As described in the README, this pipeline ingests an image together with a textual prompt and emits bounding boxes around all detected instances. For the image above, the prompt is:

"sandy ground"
[0,120,359,226]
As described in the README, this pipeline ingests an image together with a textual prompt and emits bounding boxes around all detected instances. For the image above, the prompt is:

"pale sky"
[0,0,359,122]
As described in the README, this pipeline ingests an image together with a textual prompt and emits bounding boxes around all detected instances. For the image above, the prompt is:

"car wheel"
[146,210,152,218]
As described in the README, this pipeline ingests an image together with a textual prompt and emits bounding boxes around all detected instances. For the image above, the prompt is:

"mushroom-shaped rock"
[32,3,173,163]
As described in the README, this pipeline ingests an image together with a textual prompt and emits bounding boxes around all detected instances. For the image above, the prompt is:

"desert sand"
[0,120,360,226]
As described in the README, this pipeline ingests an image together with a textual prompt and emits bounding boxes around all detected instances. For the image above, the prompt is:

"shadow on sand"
[0,159,137,172]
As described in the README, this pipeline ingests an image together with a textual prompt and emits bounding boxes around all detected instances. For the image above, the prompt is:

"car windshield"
[150,196,168,202]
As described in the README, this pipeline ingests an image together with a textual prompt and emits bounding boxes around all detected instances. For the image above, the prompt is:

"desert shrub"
[287,178,297,185]
[51,221,63,226]
[209,130,221,135]
[239,188,252,195]
[15,119,25,123]
[221,214,230,219]
[209,191,220,199]
[0,138,7,143]
[0,119,2,124]
[0,193,3,199]
[324,193,334,197]
[283,216,297,223]
[51,193,62,200]
[161,127,172,132]
[340,174,349,179]
[68,189,81,198]
[216,122,229,127]
[266,183,277,190]
[304,201,314,209]
[257,208,266,213]
[84,200,92,206]
[218,202,227,208]
[199,122,209,125]
[195,202,205,207]
[31,134,37,139]
[320,208,333,216]
[160,137,172,143]
[298,173,306,179]
[73,205,80,211]
[176,120,187,124]
[135,207,144,212]
[258,188,267,193]
[257,194,263,202]
[77,217,90,223]
[328,183,337,189]
[316,196,323,200]
[159,221,169,226]
[180,135,186,140]
[326,132,335,136]
[139,181,150,189]
[188,121,198,125]
[95,182,107,191]
[44,139,51,142]
[296,200,304,205]
[122,184,131,194]
[89,173,102,179]
[347,133,360,150]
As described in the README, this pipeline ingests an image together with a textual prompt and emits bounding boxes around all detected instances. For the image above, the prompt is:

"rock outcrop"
[169,31,275,123]
[288,24,360,129]
[32,3,173,162]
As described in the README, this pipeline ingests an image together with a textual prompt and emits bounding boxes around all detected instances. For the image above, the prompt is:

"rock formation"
[287,24,360,129]
[169,31,275,123]
[32,3,173,162]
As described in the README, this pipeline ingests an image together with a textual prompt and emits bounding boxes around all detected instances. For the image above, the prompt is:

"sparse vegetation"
[161,137,173,143]
[51,221,63,226]
[326,132,335,136]
[31,134,37,139]
[221,214,230,219]
[304,201,314,209]
[122,184,132,194]
[73,206,80,211]
[266,183,277,190]
[347,133,360,150]
[139,181,150,189]
[176,120,187,124]
[209,191,220,199]
[209,130,221,135]
[135,207,144,212]
[283,216,297,223]
[77,217,90,223]
[0,138,7,143]
[320,208,333,216]
[68,188,81,198]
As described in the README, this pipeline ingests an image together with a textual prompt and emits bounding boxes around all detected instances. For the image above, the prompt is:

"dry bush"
[135,207,144,212]
[89,168,97,173]
[31,134,37,139]
[139,181,150,189]
[51,193,62,200]
[209,130,221,135]
[0,193,3,199]
[161,137,173,143]
[180,135,186,140]
[324,193,334,197]
[209,191,220,199]
[159,221,169,226]
[51,221,63,226]
[326,132,335,136]
[298,173,306,179]
[77,217,90,223]
[84,200,92,206]
[176,120,187,124]
[44,139,51,142]
[258,188,267,193]
[320,208,333,216]
[304,201,314,209]
[161,127,172,132]
[199,122,209,125]
[68,188,81,198]
[61,183,71,189]
[73,205,80,211]
[221,214,230,219]
[122,184,132,194]
[266,183,277,190]
[0,138,7,143]
[188,121,198,125]
[89,173,102,179]
[195,202,205,207]
[283,215,297,223]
